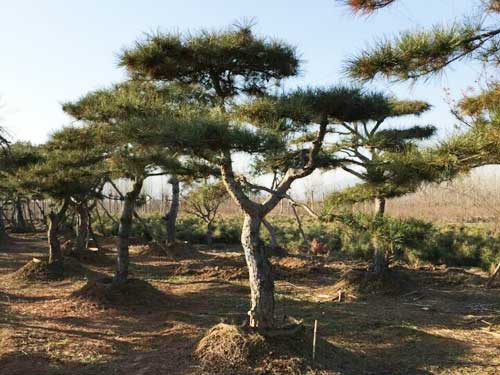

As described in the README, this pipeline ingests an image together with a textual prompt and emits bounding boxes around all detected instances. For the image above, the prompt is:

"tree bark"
[72,203,90,254]
[206,222,214,245]
[374,197,386,217]
[0,206,5,239]
[165,176,180,245]
[15,198,28,232]
[372,233,387,275]
[114,178,144,284]
[242,214,274,329]
[47,199,69,266]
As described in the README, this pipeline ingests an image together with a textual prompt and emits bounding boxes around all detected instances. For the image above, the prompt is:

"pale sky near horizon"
[0,0,493,196]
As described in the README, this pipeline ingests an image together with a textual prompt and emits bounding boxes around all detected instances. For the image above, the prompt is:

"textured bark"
[206,222,214,245]
[114,178,143,284]
[242,214,274,329]
[15,198,28,232]
[373,244,387,275]
[374,197,386,217]
[48,212,63,265]
[0,206,6,239]
[72,203,90,254]
[165,176,180,245]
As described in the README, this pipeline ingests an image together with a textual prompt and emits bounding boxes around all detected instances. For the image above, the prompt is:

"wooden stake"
[312,319,318,363]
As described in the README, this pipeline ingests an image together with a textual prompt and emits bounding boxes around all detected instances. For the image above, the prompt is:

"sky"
[0,0,491,196]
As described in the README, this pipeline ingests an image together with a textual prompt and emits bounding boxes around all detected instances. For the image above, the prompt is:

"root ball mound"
[332,268,412,298]
[71,277,167,306]
[195,320,320,375]
[195,323,267,375]
[11,259,63,281]
[11,257,85,282]
[272,256,328,280]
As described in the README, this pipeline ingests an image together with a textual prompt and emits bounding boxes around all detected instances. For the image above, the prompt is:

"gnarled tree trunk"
[242,213,274,329]
[72,203,90,254]
[47,199,69,267]
[165,176,179,245]
[114,178,143,284]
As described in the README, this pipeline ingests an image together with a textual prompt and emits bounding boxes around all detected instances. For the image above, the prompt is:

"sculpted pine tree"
[119,24,401,328]
[5,134,104,275]
[325,95,435,217]
[0,143,41,240]
[339,0,499,172]
[339,0,500,275]
[63,81,213,284]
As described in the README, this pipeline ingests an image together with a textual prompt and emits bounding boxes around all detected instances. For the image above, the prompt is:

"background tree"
[184,181,228,244]
[6,133,104,275]
[64,81,213,284]
[325,96,435,217]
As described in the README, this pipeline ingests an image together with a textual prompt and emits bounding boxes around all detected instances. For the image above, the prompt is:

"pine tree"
[63,81,214,284]
[324,95,435,217]
[119,24,412,328]
[3,132,105,275]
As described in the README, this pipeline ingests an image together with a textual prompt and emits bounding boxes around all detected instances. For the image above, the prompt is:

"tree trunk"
[165,176,180,245]
[72,203,90,254]
[15,198,28,232]
[262,219,277,252]
[0,206,5,239]
[374,197,386,217]
[48,212,63,265]
[372,238,387,275]
[242,214,274,329]
[206,222,214,245]
[114,178,143,284]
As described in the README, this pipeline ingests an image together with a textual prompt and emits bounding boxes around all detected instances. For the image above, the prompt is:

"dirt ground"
[0,233,499,375]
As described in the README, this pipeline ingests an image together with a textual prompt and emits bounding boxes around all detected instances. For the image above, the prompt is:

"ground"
[0,233,499,375]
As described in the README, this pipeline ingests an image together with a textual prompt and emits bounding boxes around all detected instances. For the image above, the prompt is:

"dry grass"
[0,233,499,374]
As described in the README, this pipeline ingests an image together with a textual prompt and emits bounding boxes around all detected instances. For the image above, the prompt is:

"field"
[1,232,499,375]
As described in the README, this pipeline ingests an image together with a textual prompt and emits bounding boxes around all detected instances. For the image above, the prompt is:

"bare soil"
[0,233,499,375]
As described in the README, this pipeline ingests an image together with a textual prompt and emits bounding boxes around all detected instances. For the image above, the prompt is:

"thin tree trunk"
[242,213,274,329]
[114,178,143,284]
[262,219,277,252]
[0,206,5,239]
[206,221,214,245]
[165,176,180,245]
[374,197,386,217]
[372,233,387,275]
[291,204,308,244]
[48,212,62,265]
[72,203,90,254]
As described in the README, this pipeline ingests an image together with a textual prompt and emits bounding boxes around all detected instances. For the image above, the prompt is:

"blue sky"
[0,0,481,145]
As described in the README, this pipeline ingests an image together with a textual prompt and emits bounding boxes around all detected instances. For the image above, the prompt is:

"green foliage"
[184,181,228,224]
[341,0,499,81]
[119,24,299,102]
